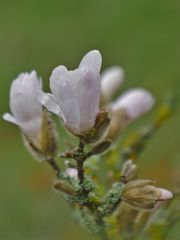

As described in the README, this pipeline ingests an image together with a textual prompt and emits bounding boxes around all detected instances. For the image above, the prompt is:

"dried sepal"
[81,109,110,143]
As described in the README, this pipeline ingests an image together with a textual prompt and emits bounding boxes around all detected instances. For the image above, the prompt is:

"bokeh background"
[0,0,180,239]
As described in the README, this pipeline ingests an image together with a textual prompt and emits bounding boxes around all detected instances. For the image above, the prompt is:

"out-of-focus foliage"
[0,0,179,239]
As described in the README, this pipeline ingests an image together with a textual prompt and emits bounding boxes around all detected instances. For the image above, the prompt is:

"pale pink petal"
[112,88,155,120]
[101,66,124,102]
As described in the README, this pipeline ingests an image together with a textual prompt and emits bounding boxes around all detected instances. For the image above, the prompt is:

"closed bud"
[112,88,155,121]
[101,66,124,104]
[121,160,138,182]
[88,140,111,156]
[107,88,155,140]
[122,179,173,211]
[54,180,76,195]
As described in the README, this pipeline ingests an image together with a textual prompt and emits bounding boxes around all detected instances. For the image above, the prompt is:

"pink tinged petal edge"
[158,188,173,200]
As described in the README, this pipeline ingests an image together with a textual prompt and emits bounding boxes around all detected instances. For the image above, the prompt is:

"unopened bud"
[112,88,155,120]
[54,179,76,195]
[121,160,138,182]
[87,140,111,156]
[122,179,173,211]
[107,89,155,140]
[101,66,124,104]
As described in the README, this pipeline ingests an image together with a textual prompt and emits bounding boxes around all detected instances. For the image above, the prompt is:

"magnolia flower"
[38,50,102,136]
[101,66,124,103]
[122,179,173,211]
[107,88,155,140]
[3,71,57,161]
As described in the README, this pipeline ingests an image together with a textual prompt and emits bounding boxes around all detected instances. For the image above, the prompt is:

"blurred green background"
[0,0,180,239]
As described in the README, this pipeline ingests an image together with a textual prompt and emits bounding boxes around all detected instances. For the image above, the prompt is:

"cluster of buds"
[3,50,174,238]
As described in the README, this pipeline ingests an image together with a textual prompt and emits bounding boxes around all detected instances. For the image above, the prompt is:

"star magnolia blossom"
[3,71,43,148]
[38,50,102,135]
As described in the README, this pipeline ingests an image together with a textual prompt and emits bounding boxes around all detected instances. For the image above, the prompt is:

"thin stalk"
[47,158,60,175]
[76,138,86,184]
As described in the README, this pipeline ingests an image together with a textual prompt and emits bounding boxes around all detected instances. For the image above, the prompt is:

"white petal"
[79,50,102,74]
[2,113,18,125]
[37,90,65,121]
[159,188,173,200]
[78,51,102,132]
[112,88,155,120]
[9,71,43,138]
[77,67,100,132]
[50,66,80,131]
[50,65,73,102]
[101,66,124,102]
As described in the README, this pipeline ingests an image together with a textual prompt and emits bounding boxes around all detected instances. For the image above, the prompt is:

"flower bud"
[101,66,124,103]
[87,140,111,156]
[121,160,138,182]
[112,88,155,120]
[54,180,76,195]
[122,179,173,211]
[107,88,155,140]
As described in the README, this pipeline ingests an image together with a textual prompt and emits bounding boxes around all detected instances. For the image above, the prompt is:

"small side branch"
[47,158,61,175]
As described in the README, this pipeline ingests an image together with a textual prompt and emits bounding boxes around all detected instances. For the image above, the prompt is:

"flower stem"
[76,138,86,184]
[47,158,60,175]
